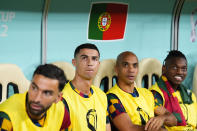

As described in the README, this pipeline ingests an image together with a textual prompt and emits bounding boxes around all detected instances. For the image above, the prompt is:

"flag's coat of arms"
[88,3,128,40]
[98,12,111,32]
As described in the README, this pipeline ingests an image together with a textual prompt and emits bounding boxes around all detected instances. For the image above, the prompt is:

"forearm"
[117,125,145,131]
[106,123,111,131]
[130,125,145,131]
[154,106,177,127]
[112,113,145,131]
[162,112,177,127]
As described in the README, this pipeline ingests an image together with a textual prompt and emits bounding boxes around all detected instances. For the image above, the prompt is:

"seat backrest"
[135,58,162,89]
[93,59,117,92]
[192,64,197,97]
[0,64,30,103]
[52,61,75,81]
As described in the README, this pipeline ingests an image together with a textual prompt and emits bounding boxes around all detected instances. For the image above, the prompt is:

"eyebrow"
[133,62,138,65]
[31,82,39,88]
[122,61,138,64]
[80,55,88,57]
[31,82,54,93]
[43,90,54,94]
[92,56,99,59]
[80,55,99,58]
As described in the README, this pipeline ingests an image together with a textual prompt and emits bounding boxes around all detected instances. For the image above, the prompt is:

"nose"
[128,65,135,72]
[87,58,93,66]
[34,91,42,103]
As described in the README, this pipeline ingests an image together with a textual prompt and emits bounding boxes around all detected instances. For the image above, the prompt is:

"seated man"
[62,43,111,131]
[0,64,70,131]
[150,50,197,130]
[107,51,176,131]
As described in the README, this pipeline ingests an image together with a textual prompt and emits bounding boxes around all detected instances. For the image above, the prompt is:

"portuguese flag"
[88,3,128,40]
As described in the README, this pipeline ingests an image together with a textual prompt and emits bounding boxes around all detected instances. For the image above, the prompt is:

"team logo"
[86,109,97,131]
[98,12,111,32]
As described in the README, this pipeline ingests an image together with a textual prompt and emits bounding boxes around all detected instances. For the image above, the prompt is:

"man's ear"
[55,92,63,103]
[162,65,166,75]
[72,59,76,67]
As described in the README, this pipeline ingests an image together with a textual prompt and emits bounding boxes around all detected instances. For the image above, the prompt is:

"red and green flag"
[88,3,128,40]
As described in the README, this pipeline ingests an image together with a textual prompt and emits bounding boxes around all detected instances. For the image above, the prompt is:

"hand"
[154,106,166,116]
[145,116,165,131]
[155,106,177,127]
[160,127,167,131]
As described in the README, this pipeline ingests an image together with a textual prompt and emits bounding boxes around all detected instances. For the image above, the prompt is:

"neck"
[169,81,179,91]
[117,81,135,93]
[72,76,92,95]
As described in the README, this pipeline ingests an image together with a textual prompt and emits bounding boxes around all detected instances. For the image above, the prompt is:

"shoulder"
[106,84,119,95]
[107,93,126,120]
[149,82,160,91]
[149,83,165,105]
[0,93,26,111]
[0,111,12,130]
[136,86,149,92]
[62,82,74,99]
[91,85,107,106]
[2,93,22,102]
[107,93,122,106]
[0,111,10,120]
[149,83,163,97]
[62,82,71,92]
[136,87,153,96]
[136,87,155,104]
[91,85,106,95]
[107,93,120,101]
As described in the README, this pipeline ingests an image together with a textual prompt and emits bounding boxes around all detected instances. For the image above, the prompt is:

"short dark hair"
[74,43,100,58]
[33,64,67,91]
[163,50,187,65]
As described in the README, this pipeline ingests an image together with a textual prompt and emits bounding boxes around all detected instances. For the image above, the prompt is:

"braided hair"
[163,50,187,66]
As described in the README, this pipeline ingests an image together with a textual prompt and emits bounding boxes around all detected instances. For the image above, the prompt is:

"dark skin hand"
[145,115,166,131]
[145,106,177,131]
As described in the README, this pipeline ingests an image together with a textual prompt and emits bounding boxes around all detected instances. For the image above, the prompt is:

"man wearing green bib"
[150,50,197,130]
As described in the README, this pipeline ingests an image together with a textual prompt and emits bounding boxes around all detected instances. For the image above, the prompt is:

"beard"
[27,101,50,117]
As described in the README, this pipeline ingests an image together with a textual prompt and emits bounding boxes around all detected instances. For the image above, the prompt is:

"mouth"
[174,76,183,82]
[128,75,135,80]
[30,103,42,111]
[86,69,94,72]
